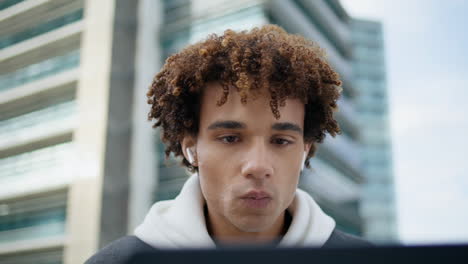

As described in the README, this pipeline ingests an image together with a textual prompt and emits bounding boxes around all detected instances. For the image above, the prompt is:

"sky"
[340,0,468,244]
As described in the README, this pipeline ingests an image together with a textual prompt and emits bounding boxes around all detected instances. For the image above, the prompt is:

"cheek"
[198,142,227,181]
[197,142,233,204]
[275,177,299,212]
[276,161,301,205]
[197,138,240,180]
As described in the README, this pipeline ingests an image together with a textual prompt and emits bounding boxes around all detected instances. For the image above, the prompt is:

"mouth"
[241,190,272,199]
[240,190,272,209]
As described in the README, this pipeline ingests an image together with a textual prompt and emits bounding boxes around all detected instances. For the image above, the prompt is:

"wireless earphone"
[186,148,194,164]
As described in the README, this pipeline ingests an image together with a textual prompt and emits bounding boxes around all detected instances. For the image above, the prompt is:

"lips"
[240,190,272,200]
[240,190,272,209]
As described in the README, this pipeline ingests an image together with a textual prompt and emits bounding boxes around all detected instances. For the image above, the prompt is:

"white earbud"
[301,151,307,171]
[186,148,194,164]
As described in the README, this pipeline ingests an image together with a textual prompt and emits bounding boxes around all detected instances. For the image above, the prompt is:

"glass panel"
[323,0,347,22]
[352,30,383,47]
[291,0,348,58]
[0,142,72,180]
[0,249,63,264]
[0,0,25,10]
[0,100,76,146]
[353,61,385,79]
[353,46,383,63]
[0,49,80,91]
[0,207,66,232]
[323,132,362,172]
[0,206,66,244]
[0,9,83,49]
[162,0,190,24]
[162,6,267,60]
[189,6,268,43]
[155,139,189,201]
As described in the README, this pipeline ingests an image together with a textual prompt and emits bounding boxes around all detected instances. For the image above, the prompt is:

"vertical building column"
[65,0,140,262]
[127,0,162,233]
[65,0,116,263]
[99,0,138,249]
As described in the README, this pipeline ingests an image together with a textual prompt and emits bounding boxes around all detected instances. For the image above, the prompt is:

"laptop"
[128,244,468,264]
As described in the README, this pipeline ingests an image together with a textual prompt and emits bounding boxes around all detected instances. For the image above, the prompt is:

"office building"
[0,0,157,263]
[351,18,398,242]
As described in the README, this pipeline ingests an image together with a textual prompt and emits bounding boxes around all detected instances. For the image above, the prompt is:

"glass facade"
[0,49,80,92]
[162,0,190,24]
[0,207,66,244]
[0,8,83,49]
[161,3,267,58]
[154,138,190,201]
[0,142,73,181]
[0,100,76,146]
[189,5,268,44]
[291,0,349,58]
[351,18,397,241]
[301,157,362,235]
[0,192,67,245]
[0,0,82,261]
[302,157,360,203]
[0,0,25,10]
[0,250,63,264]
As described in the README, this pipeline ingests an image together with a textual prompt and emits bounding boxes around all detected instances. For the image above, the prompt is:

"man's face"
[190,82,310,233]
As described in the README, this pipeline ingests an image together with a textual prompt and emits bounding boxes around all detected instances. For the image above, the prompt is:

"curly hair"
[147,24,342,173]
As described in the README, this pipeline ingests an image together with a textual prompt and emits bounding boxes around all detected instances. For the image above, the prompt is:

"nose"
[240,140,274,180]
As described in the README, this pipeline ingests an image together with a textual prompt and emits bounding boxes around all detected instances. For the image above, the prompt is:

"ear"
[181,134,198,166]
[304,141,312,154]
[302,142,312,171]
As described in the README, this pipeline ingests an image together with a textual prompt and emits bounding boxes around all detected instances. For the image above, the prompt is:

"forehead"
[198,82,305,131]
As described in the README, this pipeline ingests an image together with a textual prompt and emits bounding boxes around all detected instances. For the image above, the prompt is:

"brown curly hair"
[147,24,342,173]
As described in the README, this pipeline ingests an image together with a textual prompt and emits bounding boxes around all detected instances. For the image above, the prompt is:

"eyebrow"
[207,120,303,134]
[272,122,303,134]
[208,120,246,130]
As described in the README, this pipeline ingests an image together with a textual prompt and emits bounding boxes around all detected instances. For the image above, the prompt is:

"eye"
[219,135,240,144]
[272,138,292,146]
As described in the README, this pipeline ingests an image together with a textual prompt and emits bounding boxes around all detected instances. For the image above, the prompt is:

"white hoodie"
[134,173,336,249]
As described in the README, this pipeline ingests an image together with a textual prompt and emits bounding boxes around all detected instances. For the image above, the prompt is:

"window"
[0,142,73,180]
[0,0,25,10]
[0,100,76,146]
[0,9,83,49]
[0,192,67,244]
[0,49,80,91]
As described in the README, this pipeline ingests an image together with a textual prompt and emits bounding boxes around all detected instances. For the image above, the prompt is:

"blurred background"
[0,0,466,263]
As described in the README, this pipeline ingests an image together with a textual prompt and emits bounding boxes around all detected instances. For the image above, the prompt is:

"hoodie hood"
[134,173,336,248]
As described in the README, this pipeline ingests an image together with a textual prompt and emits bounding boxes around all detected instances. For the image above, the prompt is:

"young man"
[87,24,372,263]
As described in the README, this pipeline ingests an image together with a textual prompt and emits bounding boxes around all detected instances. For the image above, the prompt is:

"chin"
[231,215,276,233]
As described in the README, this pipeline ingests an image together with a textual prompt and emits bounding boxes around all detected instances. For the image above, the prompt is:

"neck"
[204,204,291,245]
